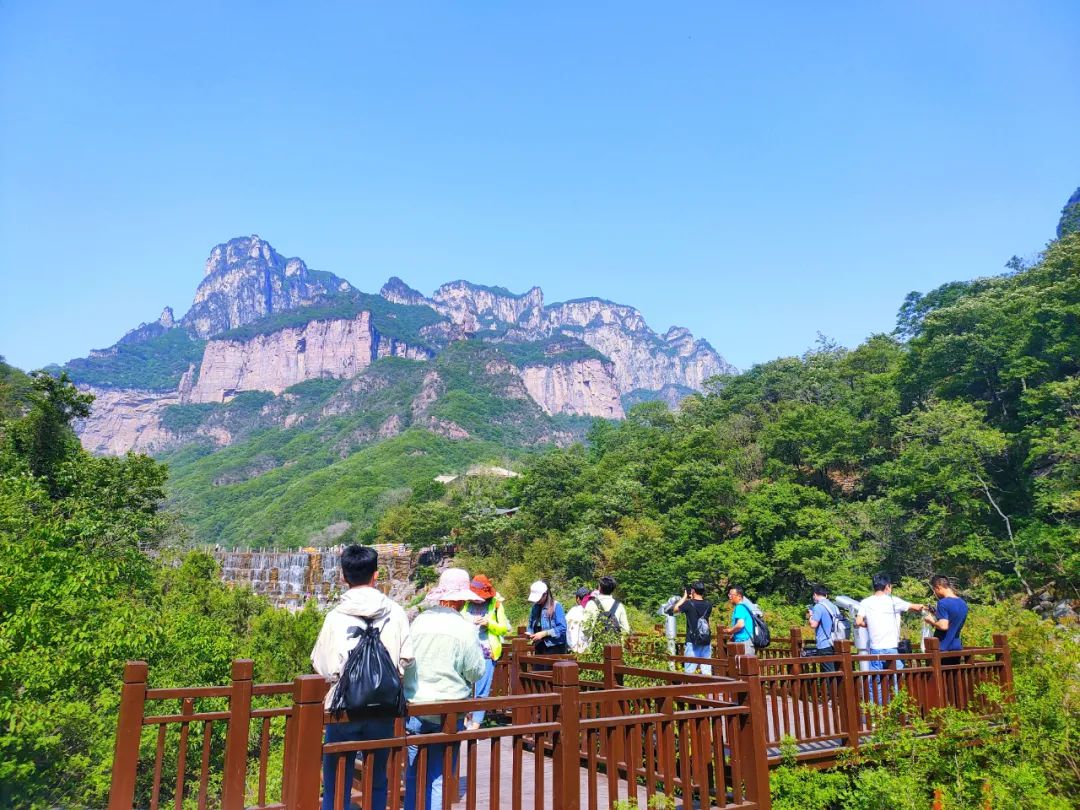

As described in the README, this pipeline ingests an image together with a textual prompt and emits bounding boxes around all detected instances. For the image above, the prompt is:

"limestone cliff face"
[187,313,431,403]
[432,281,545,332]
[381,280,735,396]
[519,359,624,419]
[75,387,180,455]
[183,235,353,338]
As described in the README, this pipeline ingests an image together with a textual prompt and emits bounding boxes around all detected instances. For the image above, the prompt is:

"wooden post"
[552,661,581,810]
[511,637,528,725]
[107,661,149,810]
[734,656,771,810]
[602,644,623,689]
[836,640,860,753]
[924,638,944,714]
[222,659,254,810]
[726,641,746,678]
[993,633,1015,700]
[789,626,803,656]
[285,675,328,810]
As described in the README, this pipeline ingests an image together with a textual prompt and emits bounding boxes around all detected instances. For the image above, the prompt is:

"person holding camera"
[673,581,713,674]
[922,574,968,665]
[806,584,841,672]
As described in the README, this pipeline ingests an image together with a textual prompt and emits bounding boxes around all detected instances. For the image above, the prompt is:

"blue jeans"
[404,715,463,810]
[684,642,713,676]
[322,717,395,810]
[471,657,496,725]
[868,647,903,705]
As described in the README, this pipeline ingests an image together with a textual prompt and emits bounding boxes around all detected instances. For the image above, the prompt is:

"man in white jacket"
[311,545,413,810]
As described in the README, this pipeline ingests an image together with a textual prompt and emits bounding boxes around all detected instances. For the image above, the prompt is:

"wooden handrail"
[108,630,1014,810]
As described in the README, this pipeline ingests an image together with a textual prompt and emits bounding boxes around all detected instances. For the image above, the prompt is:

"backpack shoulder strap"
[606,599,621,619]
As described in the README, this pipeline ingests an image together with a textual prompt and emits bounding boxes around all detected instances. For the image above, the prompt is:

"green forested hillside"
[161,345,587,546]
[388,234,1080,609]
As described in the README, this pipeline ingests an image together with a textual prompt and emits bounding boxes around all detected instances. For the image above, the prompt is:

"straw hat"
[426,568,484,603]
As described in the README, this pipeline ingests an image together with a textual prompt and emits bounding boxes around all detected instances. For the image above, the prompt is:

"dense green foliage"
[1058,186,1080,238]
[397,235,1080,609]
[486,335,607,367]
[161,348,586,546]
[0,375,322,807]
[769,604,1079,809]
[57,329,206,391]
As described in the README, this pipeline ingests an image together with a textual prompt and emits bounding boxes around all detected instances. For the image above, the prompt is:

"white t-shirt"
[856,593,910,650]
[565,604,588,653]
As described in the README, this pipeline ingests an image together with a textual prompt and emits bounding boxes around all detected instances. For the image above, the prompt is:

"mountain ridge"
[59,235,732,477]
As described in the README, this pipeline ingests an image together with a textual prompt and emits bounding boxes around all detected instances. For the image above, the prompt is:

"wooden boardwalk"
[442,736,688,810]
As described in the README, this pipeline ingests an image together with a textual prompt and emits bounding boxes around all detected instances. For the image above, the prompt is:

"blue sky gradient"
[2,2,1078,371]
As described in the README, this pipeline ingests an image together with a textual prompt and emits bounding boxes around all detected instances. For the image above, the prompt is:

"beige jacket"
[310,586,414,709]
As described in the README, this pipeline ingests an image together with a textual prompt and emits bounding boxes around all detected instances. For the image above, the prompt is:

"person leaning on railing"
[403,568,486,810]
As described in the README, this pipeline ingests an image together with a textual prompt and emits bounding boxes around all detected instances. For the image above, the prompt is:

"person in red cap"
[461,573,510,729]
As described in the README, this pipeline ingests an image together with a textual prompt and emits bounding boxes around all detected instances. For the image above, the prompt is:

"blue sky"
[1,2,1078,372]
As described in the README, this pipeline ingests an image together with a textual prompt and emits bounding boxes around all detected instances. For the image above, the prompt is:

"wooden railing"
[107,630,1012,810]
[108,652,772,810]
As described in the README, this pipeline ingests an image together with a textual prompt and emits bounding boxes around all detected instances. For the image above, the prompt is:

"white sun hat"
[426,568,484,603]
[527,580,549,603]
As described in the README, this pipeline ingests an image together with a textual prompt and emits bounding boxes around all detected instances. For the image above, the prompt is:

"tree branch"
[975,472,1032,596]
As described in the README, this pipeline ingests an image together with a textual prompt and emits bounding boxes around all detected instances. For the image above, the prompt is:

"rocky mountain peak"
[432,281,545,332]
[159,307,175,328]
[182,236,353,339]
[380,276,429,307]
[203,235,280,277]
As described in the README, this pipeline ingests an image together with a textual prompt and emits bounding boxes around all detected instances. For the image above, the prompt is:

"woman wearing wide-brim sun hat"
[526,580,567,654]
[461,574,510,729]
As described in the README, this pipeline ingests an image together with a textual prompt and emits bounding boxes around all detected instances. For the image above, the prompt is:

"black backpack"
[594,598,623,634]
[686,604,713,645]
[751,613,771,649]
[328,617,406,720]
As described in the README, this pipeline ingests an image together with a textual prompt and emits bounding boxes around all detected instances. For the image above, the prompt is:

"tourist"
[856,573,926,703]
[565,586,595,654]
[310,545,413,810]
[720,585,756,656]
[404,568,486,810]
[807,584,841,673]
[583,575,631,635]
[526,580,568,654]
[923,574,968,665]
[673,581,714,675]
[461,574,510,729]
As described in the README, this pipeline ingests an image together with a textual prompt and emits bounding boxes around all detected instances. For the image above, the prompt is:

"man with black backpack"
[673,581,714,675]
[584,575,631,636]
[310,545,413,810]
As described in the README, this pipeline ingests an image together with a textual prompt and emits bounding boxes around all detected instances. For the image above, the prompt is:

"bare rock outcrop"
[183,235,354,338]
[379,278,734,399]
[187,313,430,403]
[519,359,624,419]
[75,387,180,455]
